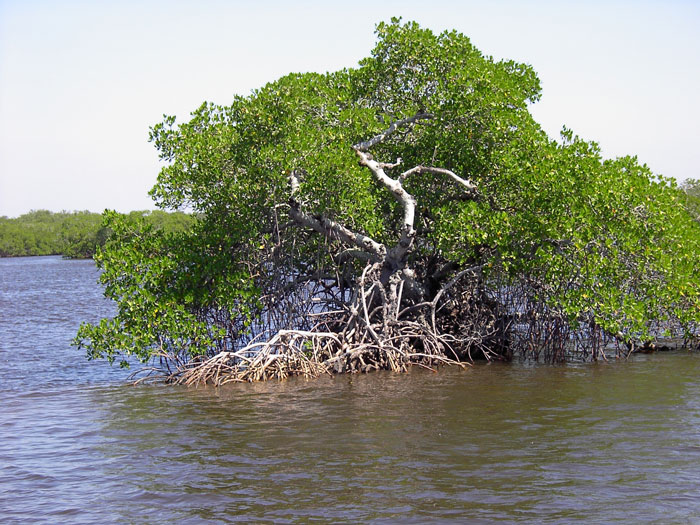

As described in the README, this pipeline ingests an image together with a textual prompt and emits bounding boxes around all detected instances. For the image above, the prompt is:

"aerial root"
[161,323,468,386]
[131,266,489,386]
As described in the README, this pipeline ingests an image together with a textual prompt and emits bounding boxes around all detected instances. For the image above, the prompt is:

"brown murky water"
[2,256,700,523]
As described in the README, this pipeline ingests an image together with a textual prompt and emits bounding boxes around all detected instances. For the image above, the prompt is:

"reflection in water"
[2,257,700,522]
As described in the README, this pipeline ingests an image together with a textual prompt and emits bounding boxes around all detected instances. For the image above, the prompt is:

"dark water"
[2,256,700,523]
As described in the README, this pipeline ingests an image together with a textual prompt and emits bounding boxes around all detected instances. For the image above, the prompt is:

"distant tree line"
[0,210,193,258]
[3,184,694,260]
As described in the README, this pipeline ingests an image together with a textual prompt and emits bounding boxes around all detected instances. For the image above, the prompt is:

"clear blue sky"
[1,0,699,217]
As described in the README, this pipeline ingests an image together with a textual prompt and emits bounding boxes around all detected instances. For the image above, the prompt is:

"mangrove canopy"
[75,19,700,383]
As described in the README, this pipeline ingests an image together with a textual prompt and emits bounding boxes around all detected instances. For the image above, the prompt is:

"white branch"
[378,158,402,170]
[353,113,433,151]
[354,149,416,264]
[400,165,477,191]
[288,170,386,261]
[288,106,475,273]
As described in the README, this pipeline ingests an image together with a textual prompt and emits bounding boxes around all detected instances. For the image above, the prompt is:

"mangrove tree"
[75,19,700,383]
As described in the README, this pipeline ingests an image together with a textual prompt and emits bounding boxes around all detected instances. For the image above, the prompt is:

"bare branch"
[378,158,403,170]
[353,112,433,151]
[400,165,477,191]
[288,170,386,261]
[355,151,416,231]
[354,149,416,264]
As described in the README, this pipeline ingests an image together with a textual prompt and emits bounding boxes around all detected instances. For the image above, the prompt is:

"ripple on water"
[2,257,700,522]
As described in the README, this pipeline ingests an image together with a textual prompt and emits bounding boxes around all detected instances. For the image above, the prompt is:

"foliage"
[681,178,700,222]
[0,209,193,258]
[77,210,254,367]
[75,19,700,377]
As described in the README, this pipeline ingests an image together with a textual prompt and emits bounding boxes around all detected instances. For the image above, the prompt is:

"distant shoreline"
[0,209,193,259]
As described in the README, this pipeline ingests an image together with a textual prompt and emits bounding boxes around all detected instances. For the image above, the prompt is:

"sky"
[1,0,699,218]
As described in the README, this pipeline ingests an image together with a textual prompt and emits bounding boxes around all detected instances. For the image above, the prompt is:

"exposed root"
[165,323,469,386]
[135,264,486,386]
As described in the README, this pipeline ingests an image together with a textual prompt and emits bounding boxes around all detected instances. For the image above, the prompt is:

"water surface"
[2,256,700,523]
